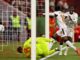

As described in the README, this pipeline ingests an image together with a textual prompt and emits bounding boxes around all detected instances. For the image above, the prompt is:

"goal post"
[45,0,49,38]
[31,0,36,60]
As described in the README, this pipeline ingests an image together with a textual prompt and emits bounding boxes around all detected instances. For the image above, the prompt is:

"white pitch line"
[40,46,67,60]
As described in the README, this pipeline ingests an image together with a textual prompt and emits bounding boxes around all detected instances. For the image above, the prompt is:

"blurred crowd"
[0,0,79,42]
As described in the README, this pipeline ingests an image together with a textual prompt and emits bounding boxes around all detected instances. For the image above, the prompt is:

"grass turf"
[0,41,80,60]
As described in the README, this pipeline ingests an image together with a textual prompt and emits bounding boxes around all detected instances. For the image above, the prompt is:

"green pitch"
[0,41,80,60]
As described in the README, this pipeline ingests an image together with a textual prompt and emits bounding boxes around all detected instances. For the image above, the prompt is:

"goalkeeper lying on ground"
[17,37,59,58]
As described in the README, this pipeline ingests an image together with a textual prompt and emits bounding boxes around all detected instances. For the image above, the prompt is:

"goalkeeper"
[17,37,59,58]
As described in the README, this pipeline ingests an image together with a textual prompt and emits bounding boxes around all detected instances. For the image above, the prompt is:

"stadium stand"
[1,0,80,42]
[0,0,27,42]
[4,0,31,15]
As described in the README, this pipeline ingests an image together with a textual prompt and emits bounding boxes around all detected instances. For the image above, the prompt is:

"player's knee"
[60,42,63,45]
[52,36,56,40]
[60,38,64,45]
[62,36,68,42]
[63,36,72,42]
[52,34,58,41]
[67,36,72,42]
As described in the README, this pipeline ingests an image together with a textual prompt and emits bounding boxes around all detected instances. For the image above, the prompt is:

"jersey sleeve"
[49,12,55,16]
[44,38,53,42]
[23,38,31,49]
[74,13,78,24]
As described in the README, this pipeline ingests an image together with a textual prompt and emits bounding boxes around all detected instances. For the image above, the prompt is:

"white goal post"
[45,0,49,38]
[31,0,36,60]
[31,0,50,59]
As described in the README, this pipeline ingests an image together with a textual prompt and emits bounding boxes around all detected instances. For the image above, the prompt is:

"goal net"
[0,0,28,51]
[0,0,56,60]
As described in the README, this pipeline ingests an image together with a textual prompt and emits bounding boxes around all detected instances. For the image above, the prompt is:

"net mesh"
[0,0,29,51]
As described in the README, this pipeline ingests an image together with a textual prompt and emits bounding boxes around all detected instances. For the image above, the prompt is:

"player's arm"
[23,48,31,58]
[23,38,31,49]
[70,14,78,27]
[49,13,55,16]
[42,13,54,15]
[74,13,78,26]
[44,38,54,42]
[43,12,58,17]
[23,38,31,57]
[68,16,76,25]
[49,13,58,18]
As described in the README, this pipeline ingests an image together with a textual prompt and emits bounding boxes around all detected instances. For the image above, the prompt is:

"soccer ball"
[0,25,5,32]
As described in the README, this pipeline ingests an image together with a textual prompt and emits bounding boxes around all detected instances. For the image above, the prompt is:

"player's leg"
[59,26,72,56]
[52,33,64,55]
[38,41,58,57]
[36,44,43,58]
[59,39,63,55]
[56,28,66,55]
[51,29,63,55]
[64,45,69,56]
[49,33,59,50]
[49,36,57,50]
[51,33,58,44]
[49,38,54,49]
[64,29,74,56]
[64,36,80,56]
[42,43,59,56]
[42,43,50,56]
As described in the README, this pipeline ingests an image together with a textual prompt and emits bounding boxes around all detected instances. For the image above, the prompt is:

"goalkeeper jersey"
[23,37,54,57]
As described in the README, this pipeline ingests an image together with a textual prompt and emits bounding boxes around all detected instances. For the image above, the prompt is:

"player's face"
[62,9,66,13]
[69,10,73,14]
[69,8,74,14]
[13,12,17,16]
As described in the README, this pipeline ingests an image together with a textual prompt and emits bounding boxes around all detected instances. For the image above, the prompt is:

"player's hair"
[17,46,23,53]
[69,6,74,11]
[60,7,65,12]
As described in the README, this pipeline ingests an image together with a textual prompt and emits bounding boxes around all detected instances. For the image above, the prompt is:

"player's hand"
[55,48,60,51]
[54,14,58,17]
